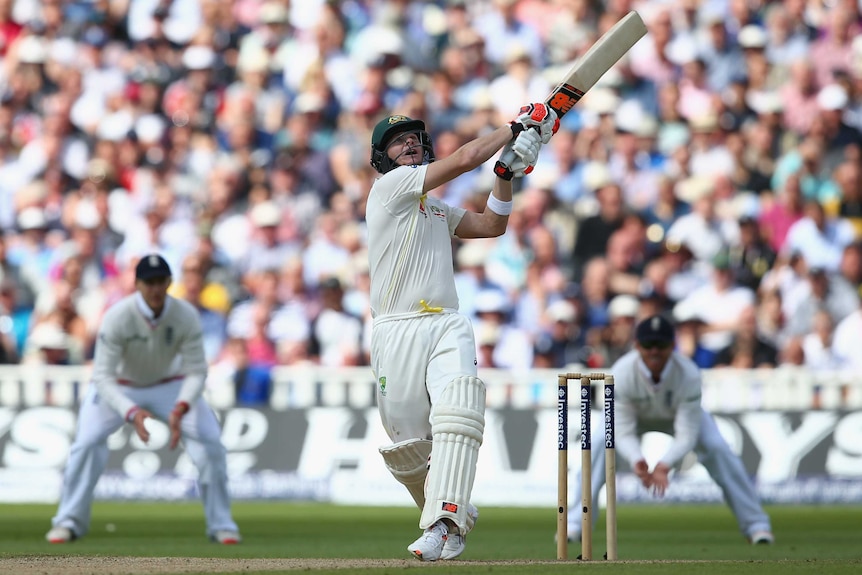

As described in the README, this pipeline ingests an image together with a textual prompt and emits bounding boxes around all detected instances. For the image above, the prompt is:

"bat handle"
[493,148,517,181]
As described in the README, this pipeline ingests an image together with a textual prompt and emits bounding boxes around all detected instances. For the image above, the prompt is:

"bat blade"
[494,11,647,179]
[546,11,647,119]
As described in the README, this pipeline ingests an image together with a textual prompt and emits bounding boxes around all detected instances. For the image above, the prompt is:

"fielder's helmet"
[369,115,435,174]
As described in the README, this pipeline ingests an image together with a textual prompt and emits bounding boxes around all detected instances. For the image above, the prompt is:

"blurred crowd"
[1,0,862,404]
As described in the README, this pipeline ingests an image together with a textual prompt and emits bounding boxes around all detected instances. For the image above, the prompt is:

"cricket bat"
[495,11,647,177]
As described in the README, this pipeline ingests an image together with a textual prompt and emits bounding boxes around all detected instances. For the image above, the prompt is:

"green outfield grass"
[1,502,860,574]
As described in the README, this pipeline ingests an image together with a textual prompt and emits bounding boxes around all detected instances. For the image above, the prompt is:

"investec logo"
[557,387,566,450]
[580,387,590,450]
[604,385,615,449]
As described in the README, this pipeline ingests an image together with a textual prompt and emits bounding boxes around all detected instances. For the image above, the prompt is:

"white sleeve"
[614,399,644,466]
[611,355,644,466]
[176,308,208,406]
[659,373,703,467]
[377,165,426,215]
[92,317,135,419]
[445,203,467,236]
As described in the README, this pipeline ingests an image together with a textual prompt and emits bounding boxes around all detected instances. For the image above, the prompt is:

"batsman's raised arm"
[455,127,545,239]
[422,103,557,192]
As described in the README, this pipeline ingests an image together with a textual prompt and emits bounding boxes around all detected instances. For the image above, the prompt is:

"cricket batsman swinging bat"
[495,11,647,177]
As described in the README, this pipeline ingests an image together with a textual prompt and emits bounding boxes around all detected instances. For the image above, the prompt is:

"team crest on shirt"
[429,205,445,220]
[378,376,387,397]
[165,326,174,345]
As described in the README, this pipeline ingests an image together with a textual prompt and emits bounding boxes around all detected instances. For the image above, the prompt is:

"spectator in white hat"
[243,200,301,275]
[21,320,71,366]
[472,288,533,370]
[533,299,582,368]
[814,83,858,172]
[593,294,640,367]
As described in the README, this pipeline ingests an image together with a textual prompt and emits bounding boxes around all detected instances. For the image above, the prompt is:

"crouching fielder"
[368,106,557,561]
[567,315,774,546]
[46,254,240,545]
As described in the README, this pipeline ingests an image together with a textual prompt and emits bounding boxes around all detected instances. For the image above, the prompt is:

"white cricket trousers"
[371,312,477,442]
[51,381,238,537]
[568,408,772,539]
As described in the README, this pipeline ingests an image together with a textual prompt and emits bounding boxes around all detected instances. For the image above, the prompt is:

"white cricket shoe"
[440,504,479,560]
[211,530,242,544]
[750,531,774,545]
[407,520,448,561]
[45,527,76,543]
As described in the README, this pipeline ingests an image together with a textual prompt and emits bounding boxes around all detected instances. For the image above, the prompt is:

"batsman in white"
[568,314,774,545]
[46,254,241,544]
[368,105,558,561]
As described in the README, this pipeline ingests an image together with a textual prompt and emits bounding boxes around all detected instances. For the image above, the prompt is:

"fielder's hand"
[497,128,543,179]
[634,459,652,489]
[130,408,154,444]
[650,462,671,498]
[168,401,190,450]
[508,103,560,143]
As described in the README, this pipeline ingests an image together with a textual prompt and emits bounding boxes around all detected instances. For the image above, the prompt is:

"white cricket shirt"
[610,349,703,468]
[91,292,208,417]
[367,164,467,318]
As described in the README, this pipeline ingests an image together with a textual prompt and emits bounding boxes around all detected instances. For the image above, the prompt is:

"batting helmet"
[369,115,435,174]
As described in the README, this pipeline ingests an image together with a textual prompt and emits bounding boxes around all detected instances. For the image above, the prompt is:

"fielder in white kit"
[568,314,774,545]
[367,106,557,561]
[46,254,240,544]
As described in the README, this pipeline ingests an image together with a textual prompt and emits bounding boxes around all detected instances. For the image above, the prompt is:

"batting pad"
[379,438,432,509]
[420,376,486,534]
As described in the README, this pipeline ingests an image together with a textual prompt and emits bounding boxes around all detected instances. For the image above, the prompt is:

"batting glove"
[497,128,543,180]
[508,103,560,143]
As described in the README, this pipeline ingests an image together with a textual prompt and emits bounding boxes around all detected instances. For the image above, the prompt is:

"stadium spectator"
[801,309,842,371]
[758,171,805,253]
[0,0,855,394]
[307,276,363,367]
[594,294,640,366]
[675,248,756,353]
[666,178,738,265]
[784,265,859,339]
[780,59,820,135]
[21,320,69,366]
[171,253,227,364]
[783,200,856,273]
[827,159,862,236]
[227,268,309,366]
[534,298,582,367]
[713,305,778,368]
[571,180,625,282]
[209,336,273,407]
[672,301,716,368]
[728,215,777,292]
[473,288,533,370]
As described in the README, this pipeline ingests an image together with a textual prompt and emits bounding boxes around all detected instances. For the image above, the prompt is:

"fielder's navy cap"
[635,314,675,344]
[135,254,172,280]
